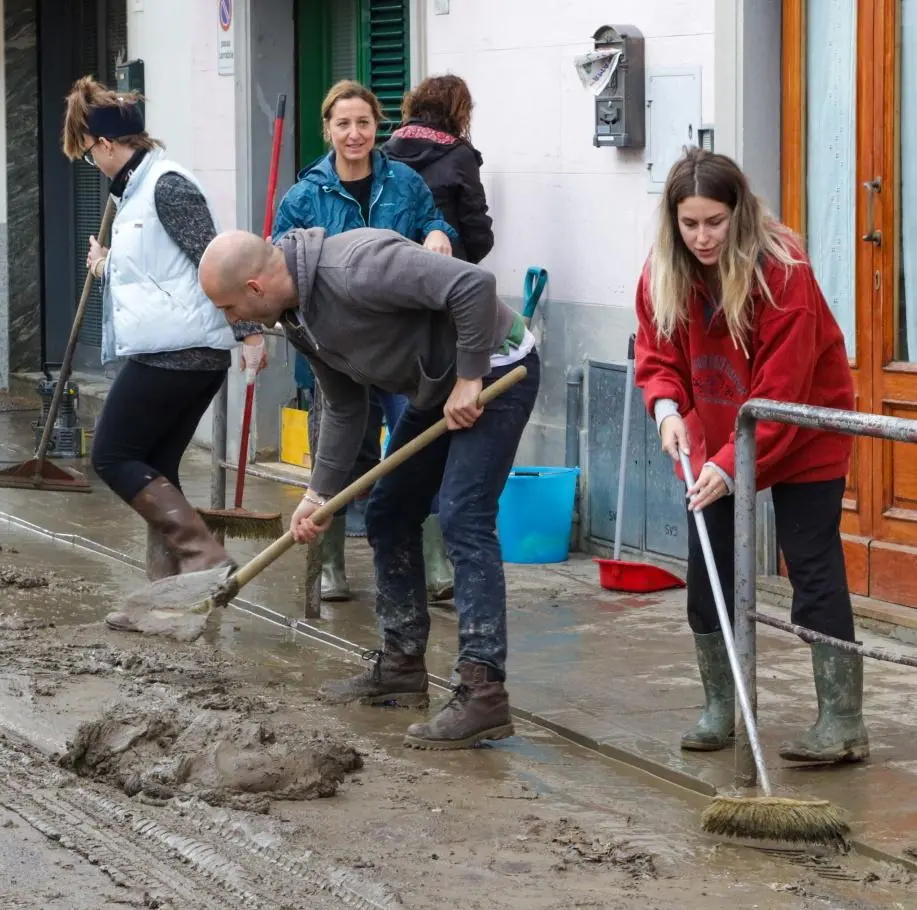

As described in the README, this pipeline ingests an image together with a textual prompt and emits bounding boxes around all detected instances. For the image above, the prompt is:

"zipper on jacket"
[366,171,391,226]
[325,186,364,224]
[323,167,390,227]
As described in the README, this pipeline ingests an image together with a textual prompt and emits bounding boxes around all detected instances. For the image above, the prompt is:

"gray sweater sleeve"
[307,358,370,496]
[154,172,262,342]
[345,235,503,379]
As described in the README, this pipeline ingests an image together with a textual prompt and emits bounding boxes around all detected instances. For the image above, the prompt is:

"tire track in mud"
[0,734,401,910]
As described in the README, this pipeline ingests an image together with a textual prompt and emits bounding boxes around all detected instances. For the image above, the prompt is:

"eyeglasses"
[82,139,102,167]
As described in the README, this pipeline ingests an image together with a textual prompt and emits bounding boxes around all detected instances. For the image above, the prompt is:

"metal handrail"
[734,399,917,787]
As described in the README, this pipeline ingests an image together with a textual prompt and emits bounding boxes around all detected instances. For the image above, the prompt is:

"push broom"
[116,365,528,641]
[679,450,849,847]
[0,197,116,494]
[199,93,288,541]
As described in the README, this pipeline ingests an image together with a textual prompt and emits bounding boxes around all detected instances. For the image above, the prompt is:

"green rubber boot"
[778,643,869,763]
[320,515,352,602]
[681,631,735,752]
[423,514,454,602]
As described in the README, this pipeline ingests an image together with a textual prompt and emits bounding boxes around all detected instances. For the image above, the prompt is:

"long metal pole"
[613,337,636,561]
[734,410,759,788]
[211,378,228,511]
[741,398,917,443]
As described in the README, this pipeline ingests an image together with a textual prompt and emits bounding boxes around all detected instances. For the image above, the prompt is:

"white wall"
[127,0,237,230]
[424,0,715,463]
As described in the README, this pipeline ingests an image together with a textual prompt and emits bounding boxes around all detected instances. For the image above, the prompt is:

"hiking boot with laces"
[317,648,429,707]
[403,661,514,750]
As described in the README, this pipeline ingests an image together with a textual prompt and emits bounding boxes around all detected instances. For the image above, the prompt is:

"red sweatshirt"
[634,252,853,491]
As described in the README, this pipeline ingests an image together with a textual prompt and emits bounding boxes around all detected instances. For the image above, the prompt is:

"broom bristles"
[701,795,850,847]
[198,508,284,541]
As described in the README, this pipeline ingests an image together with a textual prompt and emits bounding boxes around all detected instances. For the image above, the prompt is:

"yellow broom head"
[701,795,850,848]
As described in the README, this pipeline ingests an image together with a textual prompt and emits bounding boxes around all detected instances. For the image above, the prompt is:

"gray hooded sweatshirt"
[278,227,518,496]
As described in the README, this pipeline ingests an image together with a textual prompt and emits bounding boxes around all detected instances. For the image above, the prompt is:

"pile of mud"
[0,565,49,589]
[0,561,100,594]
[60,702,363,813]
[544,817,658,879]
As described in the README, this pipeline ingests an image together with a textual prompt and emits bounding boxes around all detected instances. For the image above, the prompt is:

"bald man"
[200,226,540,750]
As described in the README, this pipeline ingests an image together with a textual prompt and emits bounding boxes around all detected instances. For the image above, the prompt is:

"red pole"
[234,93,287,510]
[261,93,287,239]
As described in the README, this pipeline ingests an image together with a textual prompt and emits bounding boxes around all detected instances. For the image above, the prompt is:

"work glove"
[240,336,268,382]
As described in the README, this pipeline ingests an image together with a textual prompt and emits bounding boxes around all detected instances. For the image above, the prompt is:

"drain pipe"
[565,366,584,468]
[211,379,228,545]
[565,365,585,551]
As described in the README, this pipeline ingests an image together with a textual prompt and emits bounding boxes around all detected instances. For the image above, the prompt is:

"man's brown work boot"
[403,661,515,750]
[317,648,429,707]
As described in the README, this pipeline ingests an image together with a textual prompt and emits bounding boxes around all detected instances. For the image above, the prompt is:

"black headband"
[86,99,145,139]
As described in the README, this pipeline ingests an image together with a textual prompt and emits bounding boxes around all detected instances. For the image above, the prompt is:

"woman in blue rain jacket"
[273,79,457,605]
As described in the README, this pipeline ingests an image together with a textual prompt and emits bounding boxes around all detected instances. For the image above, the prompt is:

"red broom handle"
[262,93,287,240]
[235,93,286,509]
[234,381,256,509]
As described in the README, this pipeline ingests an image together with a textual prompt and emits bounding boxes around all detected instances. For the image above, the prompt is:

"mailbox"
[591,25,645,149]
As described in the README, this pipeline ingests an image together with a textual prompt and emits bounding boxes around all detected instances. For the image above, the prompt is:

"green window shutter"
[329,0,359,85]
[360,0,410,141]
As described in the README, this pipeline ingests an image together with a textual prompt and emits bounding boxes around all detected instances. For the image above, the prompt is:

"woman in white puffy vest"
[61,76,266,632]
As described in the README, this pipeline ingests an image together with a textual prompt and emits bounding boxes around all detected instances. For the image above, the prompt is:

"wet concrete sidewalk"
[2,406,917,865]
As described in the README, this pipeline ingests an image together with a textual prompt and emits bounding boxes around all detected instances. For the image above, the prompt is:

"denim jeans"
[376,389,408,435]
[376,389,446,515]
[364,350,540,678]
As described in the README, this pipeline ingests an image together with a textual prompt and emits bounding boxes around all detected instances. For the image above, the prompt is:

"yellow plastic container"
[280,406,311,469]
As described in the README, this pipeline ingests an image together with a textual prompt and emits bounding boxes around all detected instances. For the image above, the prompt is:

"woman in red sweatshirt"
[635,148,868,765]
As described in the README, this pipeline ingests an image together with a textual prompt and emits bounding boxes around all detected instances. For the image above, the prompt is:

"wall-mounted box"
[591,24,645,149]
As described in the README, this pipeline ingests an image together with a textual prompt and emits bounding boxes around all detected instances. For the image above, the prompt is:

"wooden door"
[861,0,917,602]
[783,0,917,605]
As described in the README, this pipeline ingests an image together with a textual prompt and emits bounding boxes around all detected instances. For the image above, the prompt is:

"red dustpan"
[594,335,685,593]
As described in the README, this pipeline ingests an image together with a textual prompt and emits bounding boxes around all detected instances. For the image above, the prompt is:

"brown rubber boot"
[106,478,233,633]
[403,661,515,750]
[145,526,178,582]
[317,648,429,707]
[129,477,232,574]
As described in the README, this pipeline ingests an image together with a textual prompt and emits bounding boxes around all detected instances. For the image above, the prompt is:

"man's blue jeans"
[364,351,540,678]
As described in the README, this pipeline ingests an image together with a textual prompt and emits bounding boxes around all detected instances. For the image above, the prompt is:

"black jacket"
[382,124,494,264]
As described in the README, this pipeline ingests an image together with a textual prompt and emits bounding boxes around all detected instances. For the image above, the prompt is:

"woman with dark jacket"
[383,74,493,264]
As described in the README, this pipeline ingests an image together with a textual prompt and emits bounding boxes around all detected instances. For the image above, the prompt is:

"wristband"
[303,489,327,507]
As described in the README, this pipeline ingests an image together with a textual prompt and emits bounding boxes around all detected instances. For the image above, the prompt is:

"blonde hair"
[320,80,384,137]
[649,147,801,353]
[62,75,161,160]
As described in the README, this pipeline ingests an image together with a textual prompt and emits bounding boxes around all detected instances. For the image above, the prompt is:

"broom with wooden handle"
[0,197,117,493]
[679,449,849,846]
[116,365,529,640]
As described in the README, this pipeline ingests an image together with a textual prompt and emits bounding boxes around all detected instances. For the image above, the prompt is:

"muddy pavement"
[0,528,914,909]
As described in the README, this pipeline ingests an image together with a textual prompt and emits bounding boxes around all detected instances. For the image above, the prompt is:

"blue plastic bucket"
[496,466,580,564]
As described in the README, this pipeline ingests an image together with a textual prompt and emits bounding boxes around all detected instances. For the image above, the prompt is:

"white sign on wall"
[218,0,235,76]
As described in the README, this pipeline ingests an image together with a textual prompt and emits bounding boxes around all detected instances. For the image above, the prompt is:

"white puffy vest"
[101,150,235,363]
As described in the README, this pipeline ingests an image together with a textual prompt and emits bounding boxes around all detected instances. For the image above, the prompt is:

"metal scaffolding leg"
[734,410,759,788]
[303,387,323,619]
[211,378,229,546]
